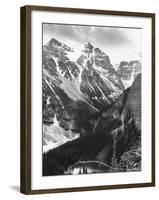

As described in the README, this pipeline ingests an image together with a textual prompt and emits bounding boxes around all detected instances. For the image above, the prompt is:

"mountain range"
[42,37,141,175]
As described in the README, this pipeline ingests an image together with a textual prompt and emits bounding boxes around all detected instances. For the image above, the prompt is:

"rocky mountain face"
[100,73,141,129]
[117,60,141,88]
[42,37,141,176]
[93,74,141,166]
[42,39,126,152]
[77,43,125,105]
[43,73,141,175]
[121,73,141,129]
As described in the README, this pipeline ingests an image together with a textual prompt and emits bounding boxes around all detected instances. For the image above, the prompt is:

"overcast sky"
[43,23,142,65]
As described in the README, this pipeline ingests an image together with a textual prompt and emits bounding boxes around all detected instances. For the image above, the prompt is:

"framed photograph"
[20,5,155,194]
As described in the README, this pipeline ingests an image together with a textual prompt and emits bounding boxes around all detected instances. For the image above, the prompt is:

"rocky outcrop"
[92,74,141,164]
[95,74,141,132]
[121,74,141,129]
[117,60,141,88]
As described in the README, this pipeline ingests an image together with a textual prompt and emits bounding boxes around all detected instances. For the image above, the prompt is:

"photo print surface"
[42,23,142,176]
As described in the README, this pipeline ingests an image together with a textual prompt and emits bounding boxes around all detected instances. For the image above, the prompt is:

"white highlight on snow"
[54,57,64,76]
[95,82,111,104]
[53,114,59,127]
[43,131,79,153]
[87,82,95,93]
[46,96,51,105]
[44,77,64,108]
[43,115,80,153]
[43,64,98,112]
[122,63,137,89]
[76,63,83,85]
[67,65,74,80]
[59,74,85,101]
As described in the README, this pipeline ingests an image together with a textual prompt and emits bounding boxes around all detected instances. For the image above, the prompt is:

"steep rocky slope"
[42,38,126,152]
[43,75,141,175]
[117,60,141,88]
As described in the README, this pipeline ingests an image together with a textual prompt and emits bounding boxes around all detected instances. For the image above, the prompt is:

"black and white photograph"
[42,23,142,176]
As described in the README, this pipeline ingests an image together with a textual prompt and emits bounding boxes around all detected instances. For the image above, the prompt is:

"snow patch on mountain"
[43,64,99,112]
[59,74,84,101]
[43,114,80,152]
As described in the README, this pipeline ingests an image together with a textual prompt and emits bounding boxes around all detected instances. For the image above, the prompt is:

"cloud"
[43,24,131,48]
[43,24,142,65]
[92,28,131,46]
[43,24,80,42]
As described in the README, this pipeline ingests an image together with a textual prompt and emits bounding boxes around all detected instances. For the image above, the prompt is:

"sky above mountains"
[43,23,142,65]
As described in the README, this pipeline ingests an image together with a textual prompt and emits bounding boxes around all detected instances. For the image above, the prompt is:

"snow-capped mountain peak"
[42,38,131,151]
[47,37,74,53]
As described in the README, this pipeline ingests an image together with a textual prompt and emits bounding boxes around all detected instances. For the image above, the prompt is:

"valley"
[42,37,141,176]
